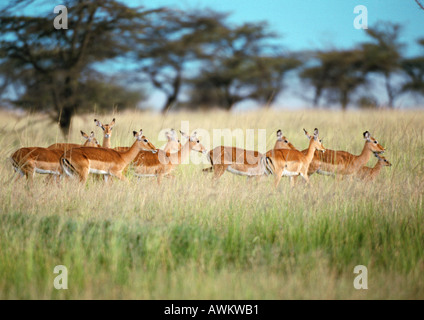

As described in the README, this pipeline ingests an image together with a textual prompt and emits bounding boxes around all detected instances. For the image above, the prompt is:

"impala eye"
[284,140,288,143]
[374,141,378,144]
[197,140,200,143]
[144,139,148,143]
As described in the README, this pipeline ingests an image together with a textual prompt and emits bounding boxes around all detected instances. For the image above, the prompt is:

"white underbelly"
[227,166,261,176]
[316,169,335,176]
[281,169,299,177]
[134,173,158,177]
[89,168,109,175]
[35,168,60,175]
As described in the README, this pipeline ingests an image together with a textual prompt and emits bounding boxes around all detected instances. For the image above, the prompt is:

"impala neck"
[304,139,317,165]
[288,142,297,150]
[119,140,143,164]
[356,142,373,168]
[103,136,111,148]
[371,161,383,175]
[168,140,191,165]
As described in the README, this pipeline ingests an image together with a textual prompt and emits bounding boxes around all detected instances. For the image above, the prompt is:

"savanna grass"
[0,109,423,299]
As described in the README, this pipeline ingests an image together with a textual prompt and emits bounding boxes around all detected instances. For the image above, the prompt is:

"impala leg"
[274,169,283,188]
[114,172,127,182]
[26,170,35,187]
[300,172,310,186]
[45,175,55,184]
[213,165,227,180]
[13,169,24,183]
[79,167,89,184]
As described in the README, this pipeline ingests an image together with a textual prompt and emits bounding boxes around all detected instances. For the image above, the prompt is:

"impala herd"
[9,118,391,187]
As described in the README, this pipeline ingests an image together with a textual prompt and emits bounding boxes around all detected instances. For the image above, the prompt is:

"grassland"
[0,109,423,299]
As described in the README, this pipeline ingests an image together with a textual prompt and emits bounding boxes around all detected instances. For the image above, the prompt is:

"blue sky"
[142,0,424,56]
[135,0,424,109]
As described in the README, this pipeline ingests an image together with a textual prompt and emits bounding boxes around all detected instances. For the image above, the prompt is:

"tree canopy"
[0,0,423,137]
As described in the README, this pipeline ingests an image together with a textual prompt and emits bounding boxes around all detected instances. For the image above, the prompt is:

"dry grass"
[0,108,423,299]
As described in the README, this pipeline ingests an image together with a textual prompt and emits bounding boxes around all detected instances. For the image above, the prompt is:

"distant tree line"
[0,0,423,136]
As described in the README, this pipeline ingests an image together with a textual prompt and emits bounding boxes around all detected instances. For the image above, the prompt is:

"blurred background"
[0,0,423,136]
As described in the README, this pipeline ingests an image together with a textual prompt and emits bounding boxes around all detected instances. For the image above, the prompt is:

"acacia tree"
[402,39,424,96]
[187,21,300,110]
[300,49,367,109]
[0,0,160,136]
[415,0,424,11]
[361,23,404,108]
[135,9,227,114]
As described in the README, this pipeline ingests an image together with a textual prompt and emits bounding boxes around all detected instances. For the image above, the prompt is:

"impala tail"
[265,156,275,176]
[9,156,23,175]
[203,151,214,173]
[61,157,77,177]
[261,156,271,176]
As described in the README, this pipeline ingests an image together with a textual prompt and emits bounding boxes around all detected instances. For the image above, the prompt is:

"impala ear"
[313,128,319,141]
[363,131,371,141]
[180,130,188,139]
[133,131,138,137]
[304,129,311,140]
[90,131,95,138]
[276,130,282,139]
[96,119,105,130]
[81,130,89,139]
[110,118,116,127]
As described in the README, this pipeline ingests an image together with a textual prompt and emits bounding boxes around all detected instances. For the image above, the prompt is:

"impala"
[357,153,392,181]
[10,147,64,183]
[132,131,207,184]
[113,129,182,177]
[47,131,100,151]
[60,129,156,183]
[95,118,115,148]
[114,128,181,153]
[304,131,385,177]
[203,129,296,180]
[265,128,325,187]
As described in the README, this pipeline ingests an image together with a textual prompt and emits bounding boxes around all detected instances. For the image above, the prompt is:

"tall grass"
[0,109,423,299]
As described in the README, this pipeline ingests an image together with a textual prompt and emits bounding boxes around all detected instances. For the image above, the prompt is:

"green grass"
[0,109,423,299]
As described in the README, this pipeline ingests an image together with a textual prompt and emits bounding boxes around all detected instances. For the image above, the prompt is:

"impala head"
[374,152,392,167]
[81,130,100,147]
[364,131,385,154]
[180,130,207,154]
[304,128,325,152]
[164,128,182,152]
[95,118,115,139]
[274,129,295,150]
[133,129,157,153]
